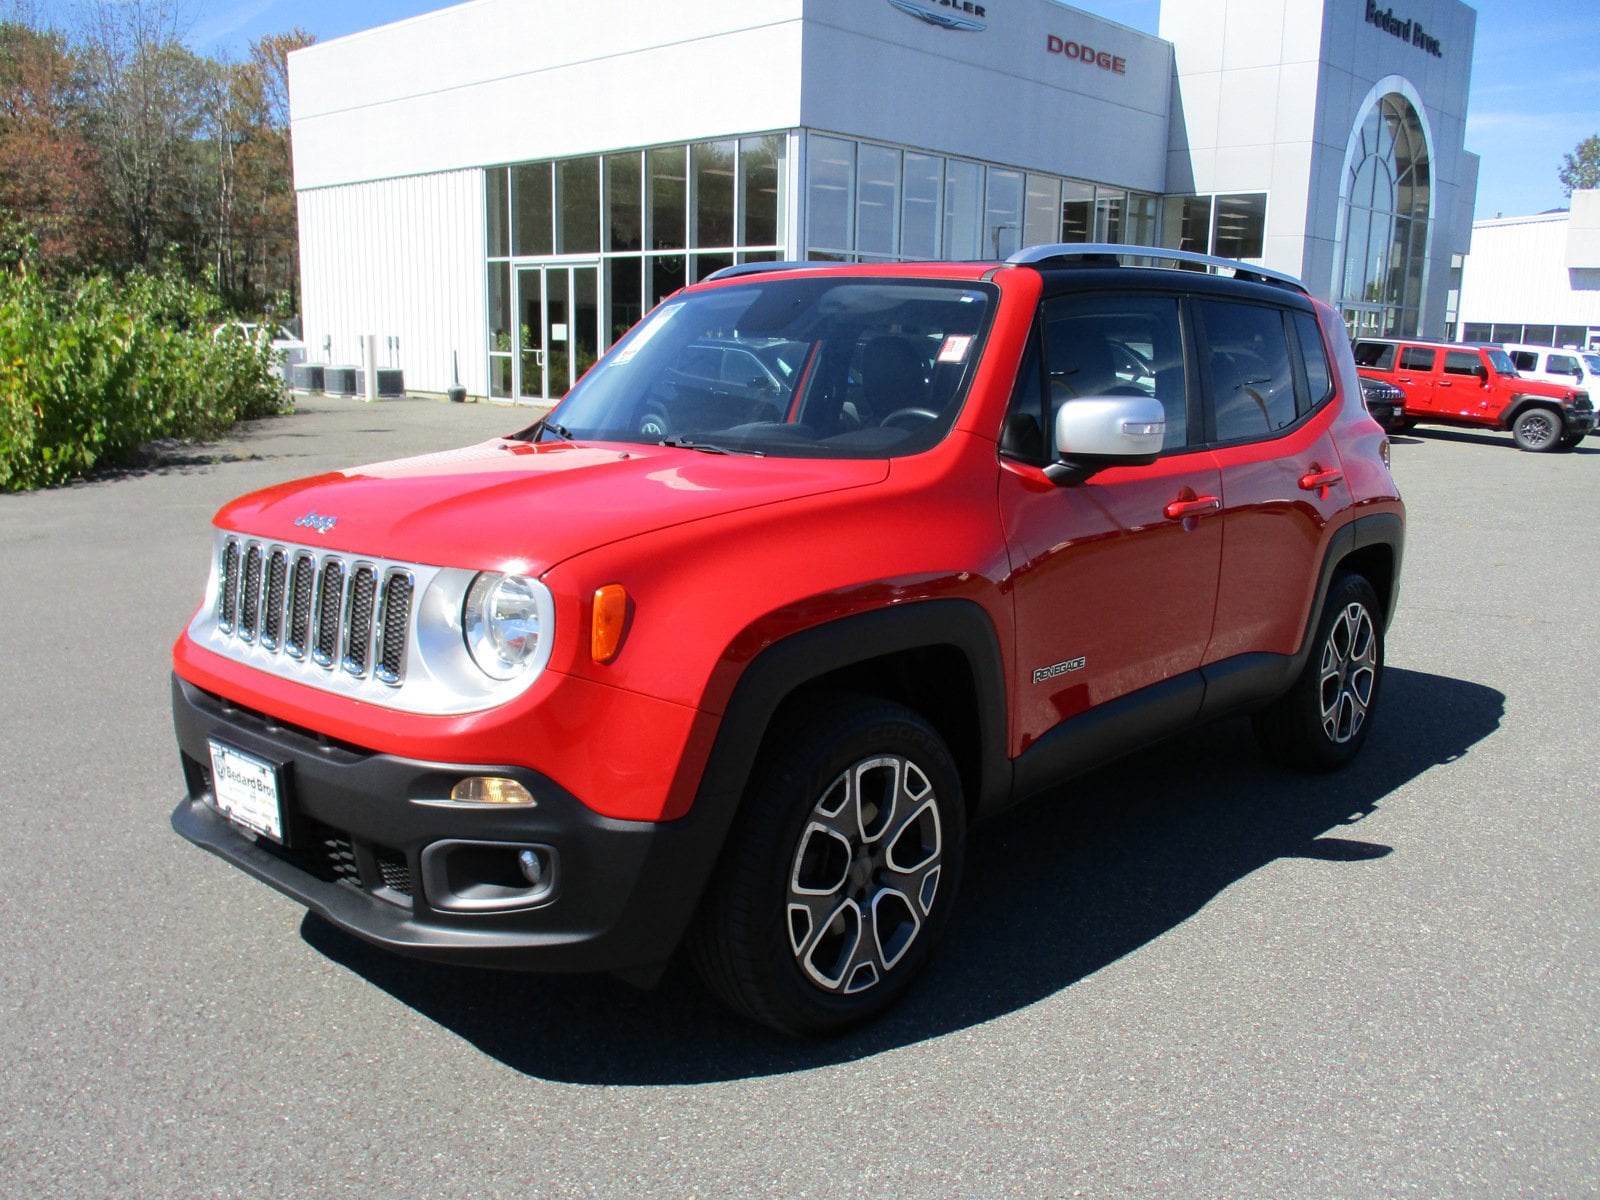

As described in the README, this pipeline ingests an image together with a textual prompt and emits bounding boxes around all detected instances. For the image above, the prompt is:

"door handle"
[1298,468,1343,494]
[1163,495,1220,520]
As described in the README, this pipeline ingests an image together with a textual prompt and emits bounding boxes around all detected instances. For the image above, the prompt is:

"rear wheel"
[1253,573,1384,772]
[1511,407,1562,452]
[689,696,965,1036]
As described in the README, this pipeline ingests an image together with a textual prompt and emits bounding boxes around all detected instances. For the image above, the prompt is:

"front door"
[514,264,600,404]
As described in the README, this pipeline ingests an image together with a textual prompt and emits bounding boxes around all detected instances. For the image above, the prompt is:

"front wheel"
[1512,407,1562,452]
[688,696,966,1036]
[1253,573,1384,772]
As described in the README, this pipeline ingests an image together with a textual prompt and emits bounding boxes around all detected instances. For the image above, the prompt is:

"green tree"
[1558,134,1600,198]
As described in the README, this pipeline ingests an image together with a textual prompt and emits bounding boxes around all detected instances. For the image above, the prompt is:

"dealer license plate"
[207,740,286,843]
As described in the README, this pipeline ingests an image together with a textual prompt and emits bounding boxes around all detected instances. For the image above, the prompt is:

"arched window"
[1339,94,1430,338]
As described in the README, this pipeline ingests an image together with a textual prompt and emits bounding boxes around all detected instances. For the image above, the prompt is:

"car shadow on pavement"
[1396,428,1599,454]
[300,666,1503,1084]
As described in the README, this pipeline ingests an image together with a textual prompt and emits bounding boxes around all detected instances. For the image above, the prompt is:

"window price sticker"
[938,335,974,364]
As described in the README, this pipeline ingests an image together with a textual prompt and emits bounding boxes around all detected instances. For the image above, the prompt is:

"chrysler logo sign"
[886,0,988,33]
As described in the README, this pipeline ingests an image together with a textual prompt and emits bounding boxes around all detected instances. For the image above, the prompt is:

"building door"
[513,263,600,404]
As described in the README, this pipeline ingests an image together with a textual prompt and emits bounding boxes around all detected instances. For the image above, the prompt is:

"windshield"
[1583,353,1600,375]
[526,276,996,458]
[1486,348,1518,375]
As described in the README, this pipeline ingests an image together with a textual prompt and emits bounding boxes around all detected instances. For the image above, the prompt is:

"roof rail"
[1006,243,1307,293]
[702,260,814,283]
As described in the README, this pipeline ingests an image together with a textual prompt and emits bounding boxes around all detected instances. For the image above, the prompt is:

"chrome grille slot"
[376,572,413,685]
[239,545,263,642]
[219,540,241,632]
[342,565,378,677]
[286,554,315,659]
[314,559,345,668]
[261,549,288,650]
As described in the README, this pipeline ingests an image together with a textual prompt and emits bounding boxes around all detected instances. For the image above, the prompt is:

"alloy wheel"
[1318,601,1378,744]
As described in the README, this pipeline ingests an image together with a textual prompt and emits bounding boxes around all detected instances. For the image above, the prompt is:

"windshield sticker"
[938,335,974,364]
[613,303,684,364]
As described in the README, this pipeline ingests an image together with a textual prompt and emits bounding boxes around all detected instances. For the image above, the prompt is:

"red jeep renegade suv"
[172,247,1405,1034]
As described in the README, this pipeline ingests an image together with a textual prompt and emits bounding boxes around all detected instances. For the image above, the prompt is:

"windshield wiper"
[659,437,765,457]
[535,418,577,444]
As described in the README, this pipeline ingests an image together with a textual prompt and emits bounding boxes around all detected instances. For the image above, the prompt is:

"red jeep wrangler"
[1353,337,1595,451]
[172,247,1405,1034]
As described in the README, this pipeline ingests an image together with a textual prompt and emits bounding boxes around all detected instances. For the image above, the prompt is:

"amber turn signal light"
[591,583,628,663]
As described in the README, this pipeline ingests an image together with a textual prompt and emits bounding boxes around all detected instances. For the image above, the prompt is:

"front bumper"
[171,674,728,974]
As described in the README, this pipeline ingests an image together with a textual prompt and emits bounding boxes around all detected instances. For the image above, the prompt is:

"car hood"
[214,438,889,575]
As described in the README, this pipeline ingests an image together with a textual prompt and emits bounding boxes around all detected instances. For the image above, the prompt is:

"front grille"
[214,536,412,687]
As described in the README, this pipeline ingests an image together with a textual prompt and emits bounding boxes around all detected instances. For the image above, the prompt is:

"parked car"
[1353,337,1595,451]
[1359,375,1407,432]
[171,246,1405,1035]
[1501,343,1600,417]
[214,320,307,385]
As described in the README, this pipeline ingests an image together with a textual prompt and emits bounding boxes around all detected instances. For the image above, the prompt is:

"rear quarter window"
[1291,312,1333,410]
[1353,342,1395,369]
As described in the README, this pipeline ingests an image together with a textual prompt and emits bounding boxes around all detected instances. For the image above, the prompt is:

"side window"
[1291,312,1333,413]
[1353,341,1395,369]
[1510,350,1537,372]
[1549,354,1578,376]
[1398,346,1436,372]
[1038,293,1190,451]
[1443,350,1481,377]
[1194,299,1296,441]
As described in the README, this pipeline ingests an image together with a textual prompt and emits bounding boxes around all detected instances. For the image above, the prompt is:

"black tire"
[1253,573,1384,772]
[1557,431,1583,450]
[1511,406,1562,452]
[688,695,966,1036]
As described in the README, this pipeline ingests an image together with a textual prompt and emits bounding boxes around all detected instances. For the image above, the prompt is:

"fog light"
[517,848,547,887]
[449,776,535,806]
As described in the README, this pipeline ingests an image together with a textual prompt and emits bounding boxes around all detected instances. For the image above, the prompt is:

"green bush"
[0,263,289,491]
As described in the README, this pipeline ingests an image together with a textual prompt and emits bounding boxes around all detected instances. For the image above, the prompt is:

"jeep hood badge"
[294,510,338,535]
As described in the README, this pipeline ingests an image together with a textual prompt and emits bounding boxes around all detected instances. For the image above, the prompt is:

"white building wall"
[289,0,806,191]
[1458,208,1600,332]
[297,171,488,395]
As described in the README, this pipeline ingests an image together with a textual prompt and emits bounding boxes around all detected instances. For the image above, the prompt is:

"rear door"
[1195,300,1348,664]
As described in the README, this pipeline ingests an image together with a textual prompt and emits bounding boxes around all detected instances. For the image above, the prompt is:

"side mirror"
[1046,394,1166,485]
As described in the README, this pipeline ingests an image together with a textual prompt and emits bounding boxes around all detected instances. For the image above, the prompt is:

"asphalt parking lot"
[2,395,1596,1198]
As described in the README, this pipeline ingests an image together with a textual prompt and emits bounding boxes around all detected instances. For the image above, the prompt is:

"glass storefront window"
[1126,194,1158,246]
[856,143,901,257]
[606,153,642,253]
[1061,181,1094,242]
[1163,194,1211,254]
[1212,193,1265,259]
[487,168,509,258]
[943,159,981,259]
[902,152,942,259]
[606,258,642,344]
[984,168,1023,258]
[489,261,511,351]
[739,134,784,248]
[556,156,600,254]
[650,146,687,251]
[1094,189,1125,243]
[807,134,854,255]
[1338,94,1430,336]
[512,161,552,257]
[693,140,736,249]
[648,254,686,309]
[1024,175,1060,248]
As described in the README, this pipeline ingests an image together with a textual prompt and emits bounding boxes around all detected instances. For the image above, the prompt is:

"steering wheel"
[879,407,940,430]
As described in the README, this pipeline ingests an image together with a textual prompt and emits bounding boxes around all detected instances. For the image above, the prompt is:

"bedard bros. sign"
[1364,1,1444,58]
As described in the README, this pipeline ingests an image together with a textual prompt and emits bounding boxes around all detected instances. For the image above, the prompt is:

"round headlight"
[463,572,544,680]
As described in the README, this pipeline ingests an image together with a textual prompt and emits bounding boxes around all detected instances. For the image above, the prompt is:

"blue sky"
[73,0,1600,221]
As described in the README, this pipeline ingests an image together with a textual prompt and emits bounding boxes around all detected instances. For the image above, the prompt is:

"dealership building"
[288,0,1481,401]
[1455,191,1600,350]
